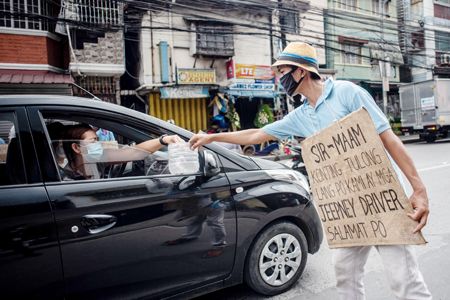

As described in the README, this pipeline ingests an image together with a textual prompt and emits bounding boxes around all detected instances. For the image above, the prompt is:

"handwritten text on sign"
[301,108,426,248]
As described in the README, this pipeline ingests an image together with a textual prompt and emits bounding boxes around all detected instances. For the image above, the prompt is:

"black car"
[0,95,323,299]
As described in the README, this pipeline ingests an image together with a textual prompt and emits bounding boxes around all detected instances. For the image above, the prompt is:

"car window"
[43,116,195,182]
[0,113,26,186]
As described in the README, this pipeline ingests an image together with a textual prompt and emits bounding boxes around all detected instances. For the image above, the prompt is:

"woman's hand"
[163,135,184,144]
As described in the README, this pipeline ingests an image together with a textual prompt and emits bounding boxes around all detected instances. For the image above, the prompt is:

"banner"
[301,108,426,248]
[235,64,274,80]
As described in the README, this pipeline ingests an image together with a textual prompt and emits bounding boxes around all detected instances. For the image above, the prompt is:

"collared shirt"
[96,129,116,142]
[262,78,390,139]
[263,78,405,188]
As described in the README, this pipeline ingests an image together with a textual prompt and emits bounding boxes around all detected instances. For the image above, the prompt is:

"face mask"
[56,144,65,157]
[58,158,68,169]
[280,68,305,96]
[85,142,103,159]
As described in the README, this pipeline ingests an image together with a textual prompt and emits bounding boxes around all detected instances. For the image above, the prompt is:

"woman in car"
[61,124,182,180]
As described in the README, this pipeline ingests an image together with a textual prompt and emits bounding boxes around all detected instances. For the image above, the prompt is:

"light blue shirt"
[264,78,406,188]
[263,78,390,139]
[96,129,116,142]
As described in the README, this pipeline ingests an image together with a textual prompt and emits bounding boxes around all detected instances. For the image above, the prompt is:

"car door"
[0,107,64,299]
[28,105,236,299]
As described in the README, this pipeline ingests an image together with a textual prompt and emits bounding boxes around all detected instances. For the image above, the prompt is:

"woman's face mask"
[84,141,104,160]
[280,67,305,96]
[56,143,65,157]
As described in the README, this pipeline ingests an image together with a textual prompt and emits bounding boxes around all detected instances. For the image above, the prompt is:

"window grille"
[279,9,299,34]
[62,0,123,27]
[435,30,450,52]
[0,0,55,31]
[341,43,362,64]
[195,23,234,57]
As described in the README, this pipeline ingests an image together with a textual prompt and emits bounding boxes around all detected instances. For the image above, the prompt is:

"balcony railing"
[63,0,123,27]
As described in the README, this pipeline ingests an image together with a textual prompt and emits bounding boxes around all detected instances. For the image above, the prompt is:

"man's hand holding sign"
[301,108,426,248]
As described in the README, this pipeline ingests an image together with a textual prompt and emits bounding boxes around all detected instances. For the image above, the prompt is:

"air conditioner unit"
[441,53,450,65]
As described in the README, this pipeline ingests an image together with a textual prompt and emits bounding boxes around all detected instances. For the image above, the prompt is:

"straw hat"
[272,42,320,78]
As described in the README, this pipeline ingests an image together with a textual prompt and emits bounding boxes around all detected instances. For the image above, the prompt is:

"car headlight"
[265,169,310,194]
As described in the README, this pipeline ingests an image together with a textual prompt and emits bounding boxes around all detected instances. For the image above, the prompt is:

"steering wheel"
[108,162,128,178]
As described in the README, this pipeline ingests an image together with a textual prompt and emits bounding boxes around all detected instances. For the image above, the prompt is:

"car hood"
[250,157,290,170]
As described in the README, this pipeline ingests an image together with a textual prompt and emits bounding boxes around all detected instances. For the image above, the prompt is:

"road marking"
[418,163,450,172]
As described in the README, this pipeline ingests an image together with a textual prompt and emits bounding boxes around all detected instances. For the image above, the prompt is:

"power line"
[0,0,445,71]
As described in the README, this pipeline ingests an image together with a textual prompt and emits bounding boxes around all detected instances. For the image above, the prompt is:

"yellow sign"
[177,69,216,85]
[301,108,426,248]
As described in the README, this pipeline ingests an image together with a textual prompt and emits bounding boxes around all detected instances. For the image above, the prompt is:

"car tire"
[244,221,308,296]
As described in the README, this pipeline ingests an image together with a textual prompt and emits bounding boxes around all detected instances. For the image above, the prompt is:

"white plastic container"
[168,142,200,175]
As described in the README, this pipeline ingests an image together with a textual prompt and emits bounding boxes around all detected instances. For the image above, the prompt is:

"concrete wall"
[140,8,272,87]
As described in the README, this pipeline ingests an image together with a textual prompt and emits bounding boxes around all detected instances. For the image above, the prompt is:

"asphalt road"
[198,138,450,300]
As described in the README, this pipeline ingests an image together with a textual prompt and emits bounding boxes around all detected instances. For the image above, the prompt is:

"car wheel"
[244,221,308,296]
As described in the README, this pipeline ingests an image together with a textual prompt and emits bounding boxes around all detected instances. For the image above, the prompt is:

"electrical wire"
[1,0,448,72]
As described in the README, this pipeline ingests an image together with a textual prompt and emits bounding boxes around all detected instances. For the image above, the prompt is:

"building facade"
[399,0,450,80]
[58,0,126,103]
[325,0,403,117]
[133,0,327,132]
[0,0,73,95]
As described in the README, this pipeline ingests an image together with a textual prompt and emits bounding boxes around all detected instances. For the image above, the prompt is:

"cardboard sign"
[301,108,426,248]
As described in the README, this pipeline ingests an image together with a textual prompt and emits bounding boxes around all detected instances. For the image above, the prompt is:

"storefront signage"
[229,82,275,91]
[235,64,274,81]
[160,86,209,99]
[302,108,426,248]
[176,68,216,85]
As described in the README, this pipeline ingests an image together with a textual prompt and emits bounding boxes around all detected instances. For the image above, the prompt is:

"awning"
[0,70,73,84]
[0,70,74,95]
[368,42,404,65]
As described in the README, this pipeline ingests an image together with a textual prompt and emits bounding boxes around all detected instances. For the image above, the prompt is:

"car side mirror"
[201,149,220,178]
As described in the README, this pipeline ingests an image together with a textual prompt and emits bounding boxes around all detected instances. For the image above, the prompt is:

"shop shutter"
[149,93,208,133]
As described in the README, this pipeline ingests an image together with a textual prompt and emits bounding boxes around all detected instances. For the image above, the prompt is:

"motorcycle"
[285,144,309,180]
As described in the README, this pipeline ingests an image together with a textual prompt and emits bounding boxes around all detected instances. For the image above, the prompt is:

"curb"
[399,135,421,144]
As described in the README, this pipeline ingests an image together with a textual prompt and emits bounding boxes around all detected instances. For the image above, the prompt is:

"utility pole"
[380,0,389,115]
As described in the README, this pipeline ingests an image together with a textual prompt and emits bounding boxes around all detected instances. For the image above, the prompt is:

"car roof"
[0,94,169,129]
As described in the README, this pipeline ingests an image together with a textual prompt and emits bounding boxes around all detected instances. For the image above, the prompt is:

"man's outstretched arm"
[189,128,275,149]
[380,129,429,233]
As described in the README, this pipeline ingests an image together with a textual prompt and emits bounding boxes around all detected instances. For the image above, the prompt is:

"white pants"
[333,245,432,300]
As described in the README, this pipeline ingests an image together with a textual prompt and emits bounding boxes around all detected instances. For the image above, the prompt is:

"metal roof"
[0,70,74,84]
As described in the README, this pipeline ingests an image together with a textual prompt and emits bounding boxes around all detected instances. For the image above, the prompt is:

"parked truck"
[399,78,450,142]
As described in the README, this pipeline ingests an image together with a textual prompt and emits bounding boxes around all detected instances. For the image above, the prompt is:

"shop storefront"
[224,63,280,130]
[148,68,215,132]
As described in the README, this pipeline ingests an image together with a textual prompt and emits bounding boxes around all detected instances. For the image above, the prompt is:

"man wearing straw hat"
[190,42,431,299]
